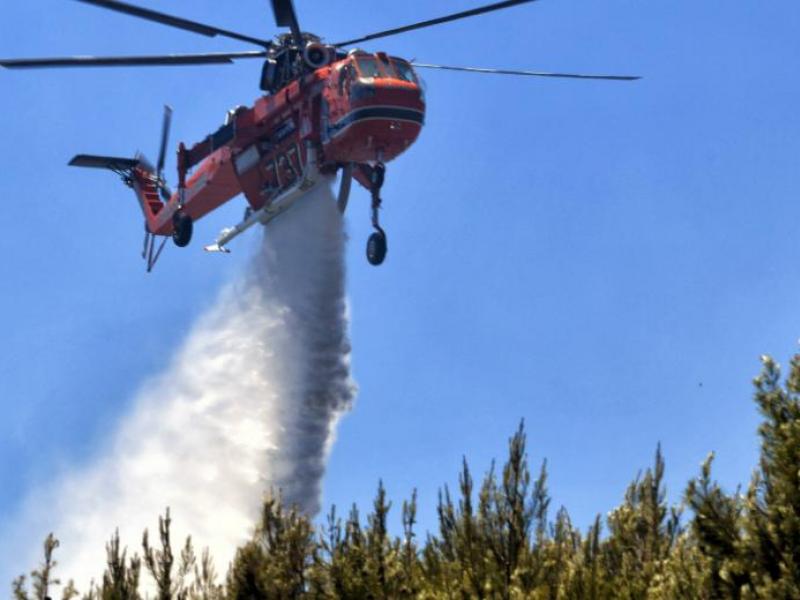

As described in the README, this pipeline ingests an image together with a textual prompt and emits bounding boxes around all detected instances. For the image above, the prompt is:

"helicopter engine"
[303,42,332,69]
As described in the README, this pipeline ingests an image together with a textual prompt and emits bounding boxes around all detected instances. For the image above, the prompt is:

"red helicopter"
[0,0,639,270]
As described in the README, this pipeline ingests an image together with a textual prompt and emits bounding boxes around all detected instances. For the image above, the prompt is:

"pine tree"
[227,493,315,599]
[683,453,746,598]
[742,355,800,598]
[226,541,269,600]
[397,490,420,598]
[319,504,371,598]
[189,549,223,600]
[100,529,141,600]
[13,350,800,599]
[13,533,61,600]
[142,508,195,600]
[603,444,679,599]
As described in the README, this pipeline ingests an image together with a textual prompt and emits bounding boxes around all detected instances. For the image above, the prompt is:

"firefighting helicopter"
[0,0,639,270]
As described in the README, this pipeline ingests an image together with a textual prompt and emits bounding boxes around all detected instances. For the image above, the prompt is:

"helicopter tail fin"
[69,152,171,272]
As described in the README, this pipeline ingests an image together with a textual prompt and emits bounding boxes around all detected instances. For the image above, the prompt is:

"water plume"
[1,181,355,588]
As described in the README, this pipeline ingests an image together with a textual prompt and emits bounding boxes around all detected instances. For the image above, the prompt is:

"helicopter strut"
[365,162,388,266]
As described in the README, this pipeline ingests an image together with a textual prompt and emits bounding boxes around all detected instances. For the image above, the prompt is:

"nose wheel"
[366,163,387,266]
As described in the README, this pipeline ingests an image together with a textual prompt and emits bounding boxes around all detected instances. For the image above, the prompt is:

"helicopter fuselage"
[135,51,424,240]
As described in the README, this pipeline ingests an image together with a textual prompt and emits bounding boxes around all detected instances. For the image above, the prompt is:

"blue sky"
[3,0,800,577]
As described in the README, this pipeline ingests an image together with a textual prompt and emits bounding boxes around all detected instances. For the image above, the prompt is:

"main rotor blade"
[412,62,641,81]
[334,0,539,47]
[270,0,303,46]
[75,0,272,47]
[0,51,267,69]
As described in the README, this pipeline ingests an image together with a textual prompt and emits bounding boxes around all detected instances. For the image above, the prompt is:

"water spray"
[1,182,354,588]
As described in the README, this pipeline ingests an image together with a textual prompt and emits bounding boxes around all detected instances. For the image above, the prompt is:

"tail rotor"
[143,105,175,271]
[155,105,173,202]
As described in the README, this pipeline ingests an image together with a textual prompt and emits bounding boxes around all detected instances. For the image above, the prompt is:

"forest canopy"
[13,353,800,599]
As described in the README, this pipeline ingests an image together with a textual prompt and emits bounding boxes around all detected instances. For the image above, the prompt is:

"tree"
[100,529,141,600]
[142,508,194,600]
[189,549,223,600]
[13,351,800,600]
[683,453,746,598]
[602,444,679,599]
[227,493,315,599]
[742,355,800,598]
[12,534,79,600]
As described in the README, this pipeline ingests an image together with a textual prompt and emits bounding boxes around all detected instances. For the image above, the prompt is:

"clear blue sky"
[3,0,800,577]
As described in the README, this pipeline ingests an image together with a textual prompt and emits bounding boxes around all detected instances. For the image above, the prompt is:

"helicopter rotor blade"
[74,0,272,47]
[270,0,303,46]
[411,62,641,81]
[156,105,172,177]
[0,51,268,69]
[334,0,539,47]
[156,105,173,201]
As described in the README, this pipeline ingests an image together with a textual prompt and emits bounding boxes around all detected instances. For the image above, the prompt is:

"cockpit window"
[390,58,417,83]
[378,55,397,78]
[356,56,382,78]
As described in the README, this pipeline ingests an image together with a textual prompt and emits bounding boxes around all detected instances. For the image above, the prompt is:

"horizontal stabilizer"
[69,154,139,171]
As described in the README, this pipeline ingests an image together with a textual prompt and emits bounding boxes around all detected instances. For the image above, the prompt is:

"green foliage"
[13,352,800,599]
[189,549,224,600]
[13,533,63,600]
[227,493,316,599]
[142,508,196,600]
[142,510,174,600]
[742,355,800,598]
[100,529,141,600]
[602,444,680,599]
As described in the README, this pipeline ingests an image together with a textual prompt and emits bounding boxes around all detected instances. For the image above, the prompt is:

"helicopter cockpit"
[350,53,418,84]
[332,52,421,104]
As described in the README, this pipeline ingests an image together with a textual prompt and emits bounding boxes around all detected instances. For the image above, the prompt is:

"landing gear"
[172,210,193,247]
[369,162,385,190]
[366,162,387,266]
[367,227,387,266]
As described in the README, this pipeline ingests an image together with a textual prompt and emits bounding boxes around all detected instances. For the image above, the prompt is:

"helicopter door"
[337,62,355,97]
[260,159,279,200]
[276,147,298,188]
[321,98,331,144]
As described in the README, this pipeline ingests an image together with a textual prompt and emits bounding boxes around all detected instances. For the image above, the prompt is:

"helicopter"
[0,0,639,271]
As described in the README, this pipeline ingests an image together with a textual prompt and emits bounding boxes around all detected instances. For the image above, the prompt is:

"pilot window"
[391,58,417,83]
[378,55,397,78]
[356,56,382,78]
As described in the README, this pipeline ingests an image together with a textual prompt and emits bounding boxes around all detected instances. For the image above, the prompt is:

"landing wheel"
[366,228,387,266]
[366,162,388,266]
[172,211,193,248]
